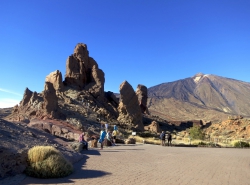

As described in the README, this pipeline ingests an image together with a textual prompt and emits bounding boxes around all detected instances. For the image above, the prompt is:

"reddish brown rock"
[84,65,105,98]
[117,81,144,131]
[136,84,149,114]
[20,88,33,107]
[45,70,63,91]
[144,121,161,133]
[42,82,58,117]
[64,43,105,98]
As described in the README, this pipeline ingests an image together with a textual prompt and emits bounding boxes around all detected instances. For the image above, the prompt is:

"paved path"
[15,144,250,185]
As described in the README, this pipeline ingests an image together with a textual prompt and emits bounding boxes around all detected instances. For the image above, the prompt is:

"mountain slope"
[148,73,250,122]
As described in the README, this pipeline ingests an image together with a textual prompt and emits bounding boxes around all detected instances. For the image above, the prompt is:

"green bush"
[189,126,205,140]
[198,141,207,145]
[233,141,250,148]
[25,146,73,178]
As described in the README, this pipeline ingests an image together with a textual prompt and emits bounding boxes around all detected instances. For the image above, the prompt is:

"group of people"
[99,128,118,149]
[160,131,172,146]
[79,126,172,150]
[78,124,118,150]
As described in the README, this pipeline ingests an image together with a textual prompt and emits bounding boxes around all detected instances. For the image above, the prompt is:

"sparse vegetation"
[137,131,157,138]
[233,141,250,148]
[198,141,207,145]
[25,146,73,178]
[189,126,205,140]
[129,135,161,145]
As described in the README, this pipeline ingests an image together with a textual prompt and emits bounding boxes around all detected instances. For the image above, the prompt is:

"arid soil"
[0,108,84,179]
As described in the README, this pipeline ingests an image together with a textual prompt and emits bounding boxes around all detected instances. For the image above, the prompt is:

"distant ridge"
[148,74,250,122]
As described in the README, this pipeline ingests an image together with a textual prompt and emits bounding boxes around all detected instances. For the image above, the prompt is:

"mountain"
[147,73,250,122]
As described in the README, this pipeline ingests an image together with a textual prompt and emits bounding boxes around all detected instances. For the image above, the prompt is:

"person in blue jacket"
[99,129,107,149]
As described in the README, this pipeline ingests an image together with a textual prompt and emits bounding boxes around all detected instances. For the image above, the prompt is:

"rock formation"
[7,43,118,127]
[136,84,149,114]
[84,64,105,98]
[105,91,119,107]
[45,70,63,92]
[20,88,33,107]
[117,81,144,131]
[42,82,59,117]
[64,43,105,98]
[144,121,161,133]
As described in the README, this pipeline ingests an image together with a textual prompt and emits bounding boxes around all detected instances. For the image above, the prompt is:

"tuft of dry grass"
[25,146,73,178]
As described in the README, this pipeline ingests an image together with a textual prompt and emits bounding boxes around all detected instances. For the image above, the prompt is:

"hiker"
[160,131,166,146]
[167,132,172,146]
[106,130,114,146]
[79,132,88,150]
[112,128,118,144]
[105,123,109,132]
[99,129,106,149]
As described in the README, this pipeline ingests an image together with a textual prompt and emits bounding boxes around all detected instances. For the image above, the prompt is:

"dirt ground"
[0,108,85,179]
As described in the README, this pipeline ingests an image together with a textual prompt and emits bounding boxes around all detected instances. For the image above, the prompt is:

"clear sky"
[1,0,250,108]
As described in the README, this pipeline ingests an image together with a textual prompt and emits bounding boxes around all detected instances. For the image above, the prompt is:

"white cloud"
[0,98,20,108]
[0,88,22,97]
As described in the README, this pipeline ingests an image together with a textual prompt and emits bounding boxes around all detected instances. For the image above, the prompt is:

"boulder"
[125,138,136,144]
[136,84,149,114]
[144,121,161,133]
[71,142,84,152]
[90,139,98,148]
[117,81,144,131]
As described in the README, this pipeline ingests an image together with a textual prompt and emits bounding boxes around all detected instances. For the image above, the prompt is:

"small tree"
[189,126,204,140]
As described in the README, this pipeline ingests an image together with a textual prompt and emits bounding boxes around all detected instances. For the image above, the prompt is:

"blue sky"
[1,0,250,108]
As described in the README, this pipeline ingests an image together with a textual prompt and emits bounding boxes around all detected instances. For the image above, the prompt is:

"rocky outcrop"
[64,43,105,98]
[9,82,59,121]
[84,65,105,98]
[105,91,119,107]
[204,117,250,139]
[7,43,120,130]
[117,81,144,131]
[28,120,81,141]
[45,70,63,91]
[42,82,58,116]
[20,88,33,107]
[144,121,161,133]
[136,84,149,114]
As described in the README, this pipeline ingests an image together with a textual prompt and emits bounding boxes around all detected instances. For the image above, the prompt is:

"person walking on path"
[99,129,106,149]
[167,132,172,146]
[107,130,114,146]
[160,131,166,146]
[112,129,117,144]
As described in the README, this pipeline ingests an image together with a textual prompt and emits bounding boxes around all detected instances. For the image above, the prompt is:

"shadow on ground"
[20,149,111,184]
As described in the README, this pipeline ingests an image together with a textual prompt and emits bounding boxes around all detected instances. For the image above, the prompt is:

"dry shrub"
[231,140,250,148]
[129,136,161,145]
[25,146,73,178]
